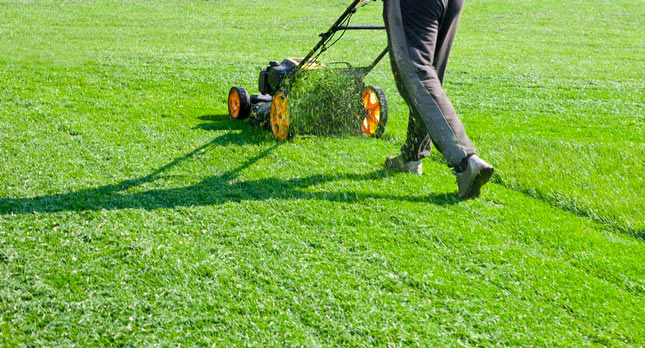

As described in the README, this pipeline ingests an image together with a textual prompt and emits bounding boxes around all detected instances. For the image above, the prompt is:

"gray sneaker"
[453,155,494,200]
[384,153,422,175]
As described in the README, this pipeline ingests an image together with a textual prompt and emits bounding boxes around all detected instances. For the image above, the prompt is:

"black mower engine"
[227,58,317,130]
[258,58,309,96]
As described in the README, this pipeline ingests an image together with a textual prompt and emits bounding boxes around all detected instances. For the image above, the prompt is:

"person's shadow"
[0,115,459,215]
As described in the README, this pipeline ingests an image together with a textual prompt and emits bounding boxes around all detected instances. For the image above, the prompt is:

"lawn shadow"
[0,115,460,215]
[194,114,271,145]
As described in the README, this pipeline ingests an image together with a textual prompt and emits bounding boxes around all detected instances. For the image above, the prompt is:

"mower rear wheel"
[228,86,251,120]
[270,90,291,140]
[360,86,388,138]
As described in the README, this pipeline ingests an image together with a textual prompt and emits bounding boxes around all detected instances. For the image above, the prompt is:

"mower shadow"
[194,114,270,146]
[0,115,460,215]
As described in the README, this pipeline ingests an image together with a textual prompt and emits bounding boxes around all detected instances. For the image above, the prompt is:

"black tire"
[361,85,388,138]
[228,86,251,120]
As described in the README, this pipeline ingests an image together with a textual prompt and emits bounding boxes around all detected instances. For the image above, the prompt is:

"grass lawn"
[1,0,643,346]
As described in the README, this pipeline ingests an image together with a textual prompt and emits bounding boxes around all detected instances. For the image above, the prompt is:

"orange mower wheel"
[228,86,251,120]
[270,90,291,140]
[360,86,388,138]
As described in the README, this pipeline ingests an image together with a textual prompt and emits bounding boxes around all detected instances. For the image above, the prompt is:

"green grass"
[0,0,644,346]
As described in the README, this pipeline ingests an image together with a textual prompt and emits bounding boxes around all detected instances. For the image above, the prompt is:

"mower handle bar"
[298,0,386,72]
[336,25,386,30]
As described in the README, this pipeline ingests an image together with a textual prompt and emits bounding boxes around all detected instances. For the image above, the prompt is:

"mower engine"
[229,57,324,131]
[258,58,310,96]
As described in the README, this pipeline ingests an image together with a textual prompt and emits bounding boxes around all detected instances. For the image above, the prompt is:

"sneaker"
[453,155,494,200]
[384,153,422,175]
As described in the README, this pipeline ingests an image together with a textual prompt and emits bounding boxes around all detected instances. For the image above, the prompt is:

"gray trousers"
[384,0,476,167]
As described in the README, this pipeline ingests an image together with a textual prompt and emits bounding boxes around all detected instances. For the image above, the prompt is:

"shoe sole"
[463,167,494,200]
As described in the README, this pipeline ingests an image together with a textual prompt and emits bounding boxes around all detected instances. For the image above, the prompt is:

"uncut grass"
[286,69,365,137]
[1,0,644,346]
[448,0,645,235]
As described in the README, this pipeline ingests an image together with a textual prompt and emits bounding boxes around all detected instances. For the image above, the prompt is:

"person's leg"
[385,107,431,175]
[384,0,476,168]
[434,0,464,84]
[400,110,432,161]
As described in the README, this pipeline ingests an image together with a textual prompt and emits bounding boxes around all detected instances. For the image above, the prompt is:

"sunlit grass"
[0,0,643,346]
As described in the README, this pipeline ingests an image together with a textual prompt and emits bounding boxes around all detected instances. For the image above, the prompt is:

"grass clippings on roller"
[286,69,365,137]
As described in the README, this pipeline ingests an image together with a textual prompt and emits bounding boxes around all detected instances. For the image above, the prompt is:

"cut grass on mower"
[286,69,365,137]
[0,0,643,346]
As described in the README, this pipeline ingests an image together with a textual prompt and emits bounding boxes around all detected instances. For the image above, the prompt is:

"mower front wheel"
[270,90,291,140]
[228,86,251,120]
[360,86,388,138]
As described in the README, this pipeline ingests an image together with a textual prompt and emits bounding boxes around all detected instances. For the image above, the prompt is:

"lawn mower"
[227,0,389,140]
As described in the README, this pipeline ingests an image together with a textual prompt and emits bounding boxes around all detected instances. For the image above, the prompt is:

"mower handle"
[298,0,385,70]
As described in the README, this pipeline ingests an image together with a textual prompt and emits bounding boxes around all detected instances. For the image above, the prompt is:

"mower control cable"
[337,25,386,30]
[297,0,388,76]
[298,0,365,70]
[301,12,354,69]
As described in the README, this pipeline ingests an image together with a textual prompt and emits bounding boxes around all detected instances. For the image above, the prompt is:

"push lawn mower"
[227,0,389,140]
